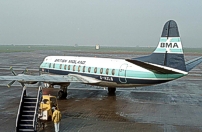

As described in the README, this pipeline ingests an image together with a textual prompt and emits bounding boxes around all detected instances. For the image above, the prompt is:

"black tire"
[58,90,67,99]
[63,92,67,98]
[58,90,64,99]
[108,87,116,95]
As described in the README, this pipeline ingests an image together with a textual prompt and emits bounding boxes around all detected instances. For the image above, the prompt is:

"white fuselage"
[39,56,185,87]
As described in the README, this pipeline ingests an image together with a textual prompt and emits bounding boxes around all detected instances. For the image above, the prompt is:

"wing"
[0,74,101,84]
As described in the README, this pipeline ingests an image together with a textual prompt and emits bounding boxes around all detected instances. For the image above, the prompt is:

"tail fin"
[154,20,183,54]
[131,20,187,72]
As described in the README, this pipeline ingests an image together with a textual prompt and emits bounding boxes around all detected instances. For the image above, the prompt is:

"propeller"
[7,67,27,88]
[7,80,15,88]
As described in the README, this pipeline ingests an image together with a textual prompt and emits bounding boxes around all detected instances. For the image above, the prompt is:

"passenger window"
[49,63,51,68]
[106,68,109,75]
[88,67,91,73]
[78,65,81,72]
[94,67,97,73]
[112,69,115,75]
[68,65,70,70]
[83,66,85,72]
[60,64,62,69]
[53,63,55,68]
[73,65,76,71]
[100,68,103,74]
[64,65,67,70]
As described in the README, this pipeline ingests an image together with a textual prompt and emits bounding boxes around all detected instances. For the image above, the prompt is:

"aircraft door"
[118,64,128,83]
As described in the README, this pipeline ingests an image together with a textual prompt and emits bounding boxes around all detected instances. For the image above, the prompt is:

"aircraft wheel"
[58,90,67,99]
[63,92,67,98]
[108,87,116,95]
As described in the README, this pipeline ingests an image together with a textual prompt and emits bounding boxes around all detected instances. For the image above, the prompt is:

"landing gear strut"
[108,87,116,95]
[58,85,68,99]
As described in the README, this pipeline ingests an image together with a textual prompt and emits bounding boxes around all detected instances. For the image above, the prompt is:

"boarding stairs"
[15,86,42,132]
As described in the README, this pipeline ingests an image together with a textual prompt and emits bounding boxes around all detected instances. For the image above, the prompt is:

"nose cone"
[161,20,180,37]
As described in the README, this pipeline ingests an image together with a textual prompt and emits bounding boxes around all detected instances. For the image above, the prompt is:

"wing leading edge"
[0,74,100,84]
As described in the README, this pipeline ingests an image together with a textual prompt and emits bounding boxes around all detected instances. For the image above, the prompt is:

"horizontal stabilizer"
[126,59,188,74]
[186,56,202,72]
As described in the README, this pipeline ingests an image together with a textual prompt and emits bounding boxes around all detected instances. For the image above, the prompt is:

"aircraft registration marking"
[100,76,113,81]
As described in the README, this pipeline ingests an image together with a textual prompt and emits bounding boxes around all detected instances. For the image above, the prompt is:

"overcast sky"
[0,0,201,47]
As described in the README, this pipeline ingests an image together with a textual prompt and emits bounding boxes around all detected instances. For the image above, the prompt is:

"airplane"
[0,20,202,99]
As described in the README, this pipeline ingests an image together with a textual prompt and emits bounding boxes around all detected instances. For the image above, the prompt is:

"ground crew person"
[52,106,62,132]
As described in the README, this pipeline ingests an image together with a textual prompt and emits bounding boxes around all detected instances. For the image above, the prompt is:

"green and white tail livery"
[154,20,183,54]
[127,20,186,73]
[154,37,183,54]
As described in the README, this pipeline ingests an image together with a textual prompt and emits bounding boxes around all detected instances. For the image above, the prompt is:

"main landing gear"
[108,87,116,95]
[58,85,68,99]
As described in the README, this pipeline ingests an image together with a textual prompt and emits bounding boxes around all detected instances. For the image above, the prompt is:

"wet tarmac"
[0,50,202,132]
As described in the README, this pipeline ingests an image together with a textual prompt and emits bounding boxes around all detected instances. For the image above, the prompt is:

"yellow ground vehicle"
[38,95,59,121]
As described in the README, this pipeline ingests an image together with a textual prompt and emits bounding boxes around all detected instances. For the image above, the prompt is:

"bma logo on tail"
[160,43,179,48]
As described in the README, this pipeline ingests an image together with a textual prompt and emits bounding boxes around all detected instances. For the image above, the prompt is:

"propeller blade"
[10,67,17,76]
[22,68,28,74]
[7,80,16,88]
